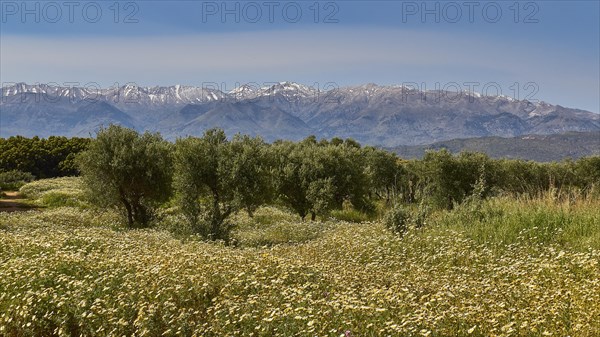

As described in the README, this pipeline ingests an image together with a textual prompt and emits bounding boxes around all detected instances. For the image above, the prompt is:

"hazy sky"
[1,0,598,112]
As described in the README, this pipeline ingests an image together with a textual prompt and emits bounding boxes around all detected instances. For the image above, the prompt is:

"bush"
[39,191,85,208]
[152,206,195,238]
[0,170,35,190]
[17,177,86,208]
[383,205,409,235]
[411,202,430,229]
[19,177,82,199]
[330,208,371,223]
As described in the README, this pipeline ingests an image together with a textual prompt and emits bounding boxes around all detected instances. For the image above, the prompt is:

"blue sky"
[1,0,599,112]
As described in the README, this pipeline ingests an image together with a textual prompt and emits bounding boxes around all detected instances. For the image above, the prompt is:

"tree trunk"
[121,197,134,228]
[132,201,148,228]
[311,212,316,221]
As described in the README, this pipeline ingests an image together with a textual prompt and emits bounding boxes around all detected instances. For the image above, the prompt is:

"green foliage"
[273,138,371,220]
[6,127,596,247]
[329,208,371,223]
[19,177,85,208]
[362,146,402,201]
[383,205,409,235]
[228,134,275,216]
[0,136,89,178]
[174,129,271,241]
[0,170,35,190]
[411,150,493,209]
[19,177,82,199]
[574,156,600,195]
[391,131,600,162]
[491,157,600,197]
[76,125,172,228]
[432,194,600,251]
[174,131,235,241]
[494,159,552,194]
[398,150,600,211]
[271,141,314,220]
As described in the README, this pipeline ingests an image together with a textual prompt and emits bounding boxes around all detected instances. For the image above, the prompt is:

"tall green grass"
[329,208,372,223]
[431,191,600,251]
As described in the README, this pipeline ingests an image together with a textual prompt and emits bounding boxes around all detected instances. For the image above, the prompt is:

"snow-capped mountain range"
[1,82,599,146]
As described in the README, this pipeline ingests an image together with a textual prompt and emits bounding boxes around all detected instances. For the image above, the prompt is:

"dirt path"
[0,191,34,212]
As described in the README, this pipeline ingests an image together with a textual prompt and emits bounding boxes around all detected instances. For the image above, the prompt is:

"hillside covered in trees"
[391,131,600,162]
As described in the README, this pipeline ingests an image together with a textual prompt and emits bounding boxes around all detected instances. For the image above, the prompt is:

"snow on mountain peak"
[260,82,319,100]
[0,82,560,110]
[229,83,261,100]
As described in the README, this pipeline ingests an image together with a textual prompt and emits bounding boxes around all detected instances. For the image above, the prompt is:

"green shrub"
[39,191,85,208]
[0,136,89,178]
[330,208,371,223]
[19,177,82,199]
[411,201,431,229]
[18,177,87,209]
[152,206,195,238]
[0,170,35,190]
[383,205,409,235]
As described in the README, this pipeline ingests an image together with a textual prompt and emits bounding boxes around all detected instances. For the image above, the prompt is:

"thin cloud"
[1,28,598,112]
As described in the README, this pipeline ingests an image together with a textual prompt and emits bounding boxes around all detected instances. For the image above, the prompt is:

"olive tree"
[228,134,274,216]
[77,125,172,228]
[319,142,371,212]
[273,138,371,221]
[417,150,493,209]
[574,156,600,193]
[362,146,402,202]
[272,141,317,220]
[174,129,271,240]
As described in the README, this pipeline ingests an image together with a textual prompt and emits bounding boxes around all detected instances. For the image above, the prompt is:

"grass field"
[0,178,599,336]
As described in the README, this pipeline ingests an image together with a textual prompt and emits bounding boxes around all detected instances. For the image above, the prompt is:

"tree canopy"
[76,125,172,228]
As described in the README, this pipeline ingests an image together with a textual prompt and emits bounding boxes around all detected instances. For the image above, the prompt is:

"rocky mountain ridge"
[2,82,598,146]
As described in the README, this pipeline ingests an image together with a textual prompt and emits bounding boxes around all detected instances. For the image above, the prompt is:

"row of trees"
[77,126,398,239]
[400,151,600,209]
[0,136,90,178]
[76,125,599,240]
